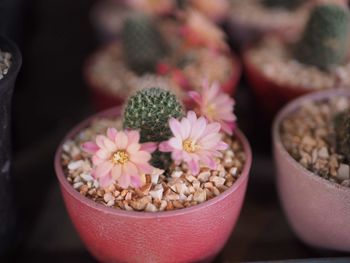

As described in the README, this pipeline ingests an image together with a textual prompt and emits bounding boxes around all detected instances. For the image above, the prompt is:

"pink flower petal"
[96,149,109,160]
[127,143,141,154]
[159,141,172,152]
[127,130,140,145]
[168,137,183,150]
[118,173,131,189]
[131,176,142,188]
[95,135,106,149]
[115,131,128,149]
[169,118,183,139]
[123,161,139,176]
[220,121,235,135]
[181,117,191,138]
[200,154,217,170]
[99,172,114,188]
[188,91,202,105]
[140,142,158,153]
[111,165,122,180]
[136,162,153,174]
[95,161,113,178]
[188,159,200,175]
[107,128,117,141]
[81,142,99,154]
[190,116,207,140]
[130,151,151,164]
[171,150,183,162]
[102,137,117,152]
[92,155,104,165]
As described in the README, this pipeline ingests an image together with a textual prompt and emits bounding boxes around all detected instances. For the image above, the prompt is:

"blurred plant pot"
[157,51,242,106]
[0,35,22,254]
[273,89,350,252]
[242,44,313,120]
[54,107,252,263]
[90,0,131,44]
[84,43,242,111]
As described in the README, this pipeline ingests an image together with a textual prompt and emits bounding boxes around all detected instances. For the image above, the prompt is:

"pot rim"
[54,106,252,218]
[273,88,350,193]
[0,35,22,91]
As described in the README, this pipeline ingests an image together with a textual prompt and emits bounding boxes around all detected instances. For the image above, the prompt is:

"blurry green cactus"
[334,110,350,163]
[122,14,167,74]
[294,4,350,70]
[123,87,184,168]
[123,87,184,142]
[262,0,303,10]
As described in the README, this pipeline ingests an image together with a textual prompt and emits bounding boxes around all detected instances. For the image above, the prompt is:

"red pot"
[273,89,350,251]
[84,45,242,111]
[242,45,314,119]
[54,107,252,263]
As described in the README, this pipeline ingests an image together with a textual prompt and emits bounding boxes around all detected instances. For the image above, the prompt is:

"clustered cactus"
[334,110,350,164]
[294,4,350,70]
[122,14,168,74]
[123,87,184,168]
[262,0,303,10]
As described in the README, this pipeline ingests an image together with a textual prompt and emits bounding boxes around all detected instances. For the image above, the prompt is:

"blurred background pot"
[242,44,311,119]
[273,89,350,252]
[54,107,252,263]
[0,35,22,254]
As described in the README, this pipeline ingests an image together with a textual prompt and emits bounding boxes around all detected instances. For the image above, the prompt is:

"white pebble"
[145,203,158,212]
[68,160,84,170]
[198,171,210,182]
[171,170,183,178]
[81,173,93,182]
[318,147,329,159]
[337,164,350,181]
[73,182,83,189]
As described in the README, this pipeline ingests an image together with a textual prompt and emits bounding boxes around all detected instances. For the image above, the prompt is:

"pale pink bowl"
[273,89,350,252]
[54,107,252,263]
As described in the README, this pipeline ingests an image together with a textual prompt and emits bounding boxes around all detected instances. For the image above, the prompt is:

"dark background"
[1,0,349,262]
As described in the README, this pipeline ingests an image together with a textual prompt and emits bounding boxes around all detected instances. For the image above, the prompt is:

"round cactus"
[334,110,350,163]
[294,4,350,70]
[262,0,303,10]
[123,87,184,143]
[122,14,167,75]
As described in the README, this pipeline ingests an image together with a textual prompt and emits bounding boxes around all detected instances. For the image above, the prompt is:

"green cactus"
[294,4,350,70]
[123,87,184,169]
[122,14,167,75]
[334,110,350,163]
[262,0,303,10]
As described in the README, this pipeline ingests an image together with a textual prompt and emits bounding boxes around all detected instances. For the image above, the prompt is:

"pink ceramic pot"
[54,107,252,263]
[273,89,350,252]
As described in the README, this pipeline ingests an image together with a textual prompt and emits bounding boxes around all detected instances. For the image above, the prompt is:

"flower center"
[183,139,197,153]
[206,103,216,119]
[111,150,129,164]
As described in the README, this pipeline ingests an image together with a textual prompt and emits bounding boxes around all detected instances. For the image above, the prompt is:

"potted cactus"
[227,0,311,46]
[273,88,350,251]
[55,81,251,262]
[0,35,22,254]
[84,10,241,110]
[243,3,350,118]
[90,0,177,44]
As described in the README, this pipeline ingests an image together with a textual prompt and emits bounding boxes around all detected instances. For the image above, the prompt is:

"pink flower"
[82,128,156,189]
[181,9,228,51]
[189,81,236,135]
[190,0,229,22]
[159,111,228,175]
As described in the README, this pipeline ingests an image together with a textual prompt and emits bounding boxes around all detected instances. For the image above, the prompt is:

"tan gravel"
[280,97,350,186]
[61,117,246,212]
